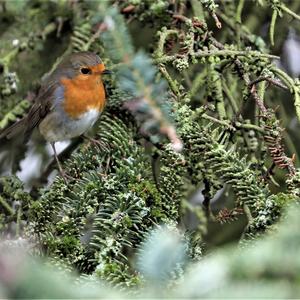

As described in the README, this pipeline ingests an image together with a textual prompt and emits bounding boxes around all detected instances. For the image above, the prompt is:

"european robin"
[0,51,111,179]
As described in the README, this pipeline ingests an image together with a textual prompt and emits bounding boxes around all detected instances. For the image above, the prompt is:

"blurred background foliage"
[0,0,300,298]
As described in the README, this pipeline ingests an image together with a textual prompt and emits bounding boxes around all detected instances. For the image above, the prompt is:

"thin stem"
[249,76,288,90]
[222,79,239,114]
[269,9,278,46]
[234,59,268,115]
[235,0,244,48]
[281,3,300,21]
[272,67,300,123]
[271,67,295,90]
[159,65,181,97]
[257,79,266,103]
[212,12,222,29]
[201,113,235,130]
[235,0,244,24]
[155,50,279,63]
[235,122,265,133]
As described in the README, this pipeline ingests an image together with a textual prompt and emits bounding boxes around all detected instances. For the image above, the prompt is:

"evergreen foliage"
[0,0,300,297]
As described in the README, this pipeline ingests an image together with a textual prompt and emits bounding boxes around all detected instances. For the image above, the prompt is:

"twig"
[269,9,278,46]
[235,0,245,24]
[281,3,300,21]
[155,50,279,63]
[222,79,239,114]
[249,77,288,90]
[235,0,244,48]
[271,67,300,123]
[201,113,235,130]
[212,12,222,29]
[233,59,267,115]
[159,65,181,97]
[234,122,265,133]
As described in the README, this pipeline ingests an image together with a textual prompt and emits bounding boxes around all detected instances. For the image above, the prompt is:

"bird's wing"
[0,79,59,142]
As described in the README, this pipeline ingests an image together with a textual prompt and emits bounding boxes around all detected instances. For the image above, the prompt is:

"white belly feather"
[39,108,100,142]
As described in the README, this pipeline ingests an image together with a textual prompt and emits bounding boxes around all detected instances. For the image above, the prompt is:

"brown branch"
[249,77,289,91]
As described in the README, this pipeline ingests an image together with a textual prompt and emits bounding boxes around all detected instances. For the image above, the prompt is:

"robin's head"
[54,52,112,81]
[55,52,111,118]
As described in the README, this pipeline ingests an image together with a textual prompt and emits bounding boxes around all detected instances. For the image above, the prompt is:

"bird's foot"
[83,135,110,152]
[50,142,75,184]
[58,168,75,184]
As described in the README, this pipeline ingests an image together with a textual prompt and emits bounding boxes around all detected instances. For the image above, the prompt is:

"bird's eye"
[80,67,91,75]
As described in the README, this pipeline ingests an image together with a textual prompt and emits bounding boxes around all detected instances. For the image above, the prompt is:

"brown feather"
[0,82,58,142]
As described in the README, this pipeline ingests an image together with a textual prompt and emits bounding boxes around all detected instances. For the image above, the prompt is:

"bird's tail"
[0,118,26,140]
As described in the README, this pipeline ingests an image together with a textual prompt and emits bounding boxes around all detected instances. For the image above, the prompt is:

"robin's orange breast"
[61,74,106,119]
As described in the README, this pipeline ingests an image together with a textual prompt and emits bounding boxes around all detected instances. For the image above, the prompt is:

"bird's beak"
[102,69,113,75]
